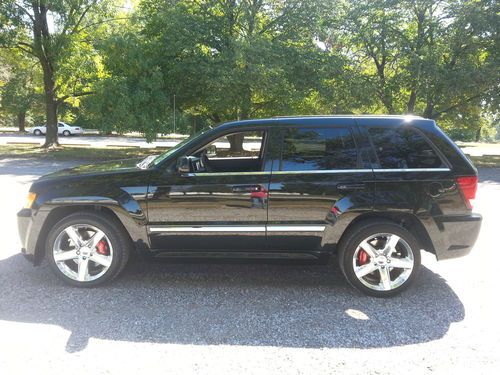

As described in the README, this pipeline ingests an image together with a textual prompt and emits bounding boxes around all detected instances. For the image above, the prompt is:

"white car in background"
[30,122,83,136]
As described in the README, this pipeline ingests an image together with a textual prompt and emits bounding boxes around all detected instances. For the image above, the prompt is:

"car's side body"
[30,121,83,136]
[18,116,481,272]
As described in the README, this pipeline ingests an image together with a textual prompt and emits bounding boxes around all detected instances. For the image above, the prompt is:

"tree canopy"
[1,0,499,142]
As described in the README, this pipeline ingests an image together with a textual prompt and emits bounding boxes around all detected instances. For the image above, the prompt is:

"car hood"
[38,158,145,180]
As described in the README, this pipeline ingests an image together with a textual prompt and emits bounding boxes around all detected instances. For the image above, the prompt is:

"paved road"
[0,159,499,374]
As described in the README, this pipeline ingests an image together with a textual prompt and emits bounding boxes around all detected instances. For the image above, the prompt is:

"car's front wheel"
[46,212,131,287]
[338,221,421,297]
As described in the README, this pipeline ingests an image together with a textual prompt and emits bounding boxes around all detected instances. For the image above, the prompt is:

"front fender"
[21,188,150,265]
[43,194,148,243]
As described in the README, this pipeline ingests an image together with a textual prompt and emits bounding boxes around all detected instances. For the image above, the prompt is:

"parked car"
[29,121,83,136]
[17,115,481,297]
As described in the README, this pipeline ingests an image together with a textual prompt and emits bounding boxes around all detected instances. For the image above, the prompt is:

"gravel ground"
[0,158,499,374]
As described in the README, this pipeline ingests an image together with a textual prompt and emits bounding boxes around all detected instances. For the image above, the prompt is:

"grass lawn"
[455,141,500,148]
[467,155,500,168]
[0,144,162,162]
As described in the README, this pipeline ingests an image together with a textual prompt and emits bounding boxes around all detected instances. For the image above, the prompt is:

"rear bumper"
[431,214,482,260]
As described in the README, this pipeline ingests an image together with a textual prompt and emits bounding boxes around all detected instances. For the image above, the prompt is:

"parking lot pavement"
[0,159,499,374]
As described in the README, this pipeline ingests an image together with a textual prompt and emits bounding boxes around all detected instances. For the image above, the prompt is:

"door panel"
[146,128,274,252]
[267,172,374,251]
[266,122,374,252]
[147,173,270,250]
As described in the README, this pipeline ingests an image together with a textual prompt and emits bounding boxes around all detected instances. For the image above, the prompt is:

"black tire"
[45,212,131,287]
[34,129,42,136]
[62,130,71,136]
[337,220,421,297]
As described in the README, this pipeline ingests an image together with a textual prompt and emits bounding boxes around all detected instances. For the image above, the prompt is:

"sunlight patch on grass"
[0,145,163,162]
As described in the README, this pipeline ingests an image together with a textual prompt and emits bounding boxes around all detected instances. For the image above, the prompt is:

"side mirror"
[206,144,217,157]
[177,156,191,174]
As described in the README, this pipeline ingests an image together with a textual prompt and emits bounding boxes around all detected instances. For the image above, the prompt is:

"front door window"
[190,131,266,174]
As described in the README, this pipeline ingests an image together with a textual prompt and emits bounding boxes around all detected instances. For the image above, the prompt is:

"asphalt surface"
[0,158,499,374]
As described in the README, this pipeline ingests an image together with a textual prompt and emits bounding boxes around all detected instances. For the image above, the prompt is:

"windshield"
[149,128,211,167]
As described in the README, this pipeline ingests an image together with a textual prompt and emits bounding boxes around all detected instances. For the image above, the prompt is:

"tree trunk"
[227,133,244,152]
[32,2,59,148]
[375,73,394,114]
[423,101,434,118]
[191,116,201,135]
[17,111,26,132]
[407,90,417,113]
[406,9,425,114]
[43,94,59,147]
[475,126,481,142]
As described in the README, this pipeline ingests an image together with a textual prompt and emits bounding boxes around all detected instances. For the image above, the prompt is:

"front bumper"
[431,213,482,260]
[17,208,38,261]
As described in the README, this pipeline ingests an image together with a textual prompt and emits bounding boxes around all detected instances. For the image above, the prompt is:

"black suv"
[18,116,481,296]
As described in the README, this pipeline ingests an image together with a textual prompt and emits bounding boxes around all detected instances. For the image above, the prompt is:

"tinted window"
[368,127,445,169]
[281,127,358,171]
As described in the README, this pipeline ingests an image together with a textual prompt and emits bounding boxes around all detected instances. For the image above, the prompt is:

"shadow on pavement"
[0,253,464,353]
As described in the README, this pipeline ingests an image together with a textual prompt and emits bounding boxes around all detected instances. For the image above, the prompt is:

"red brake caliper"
[96,239,110,255]
[358,248,369,265]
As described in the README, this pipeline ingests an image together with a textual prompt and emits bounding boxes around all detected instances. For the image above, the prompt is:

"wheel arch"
[334,212,436,256]
[33,204,145,265]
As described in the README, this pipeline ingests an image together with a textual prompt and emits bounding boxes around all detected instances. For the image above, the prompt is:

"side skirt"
[149,250,329,261]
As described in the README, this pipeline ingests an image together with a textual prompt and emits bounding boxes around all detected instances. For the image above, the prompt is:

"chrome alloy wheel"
[52,224,113,282]
[352,233,414,291]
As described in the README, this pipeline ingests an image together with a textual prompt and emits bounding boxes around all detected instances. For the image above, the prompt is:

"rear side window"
[368,127,445,169]
[280,127,358,171]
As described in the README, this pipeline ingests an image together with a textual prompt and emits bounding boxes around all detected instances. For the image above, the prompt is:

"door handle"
[337,183,365,191]
[232,185,261,193]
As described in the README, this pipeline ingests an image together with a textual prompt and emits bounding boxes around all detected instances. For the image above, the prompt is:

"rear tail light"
[456,176,478,210]
[75,127,80,130]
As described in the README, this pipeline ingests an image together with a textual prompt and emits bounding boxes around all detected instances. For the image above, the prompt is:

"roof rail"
[272,114,424,119]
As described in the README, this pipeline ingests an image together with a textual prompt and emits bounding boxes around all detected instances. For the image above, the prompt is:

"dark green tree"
[0,1,120,146]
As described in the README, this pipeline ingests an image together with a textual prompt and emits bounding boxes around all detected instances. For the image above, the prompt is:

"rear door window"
[280,127,358,171]
[368,127,445,169]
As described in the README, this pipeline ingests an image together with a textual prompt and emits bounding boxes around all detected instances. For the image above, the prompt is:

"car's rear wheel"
[62,130,71,136]
[46,212,131,287]
[338,221,421,297]
[34,129,42,136]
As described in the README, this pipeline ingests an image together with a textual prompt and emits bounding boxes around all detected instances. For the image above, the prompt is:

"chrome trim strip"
[267,225,326,232]
[149,226,266,232]
[273,168,449,174]
[185,168,449,177]
[149,225,326,233]
[185,171,271,177]
[373,168,450,172]
[271,169,372,175]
